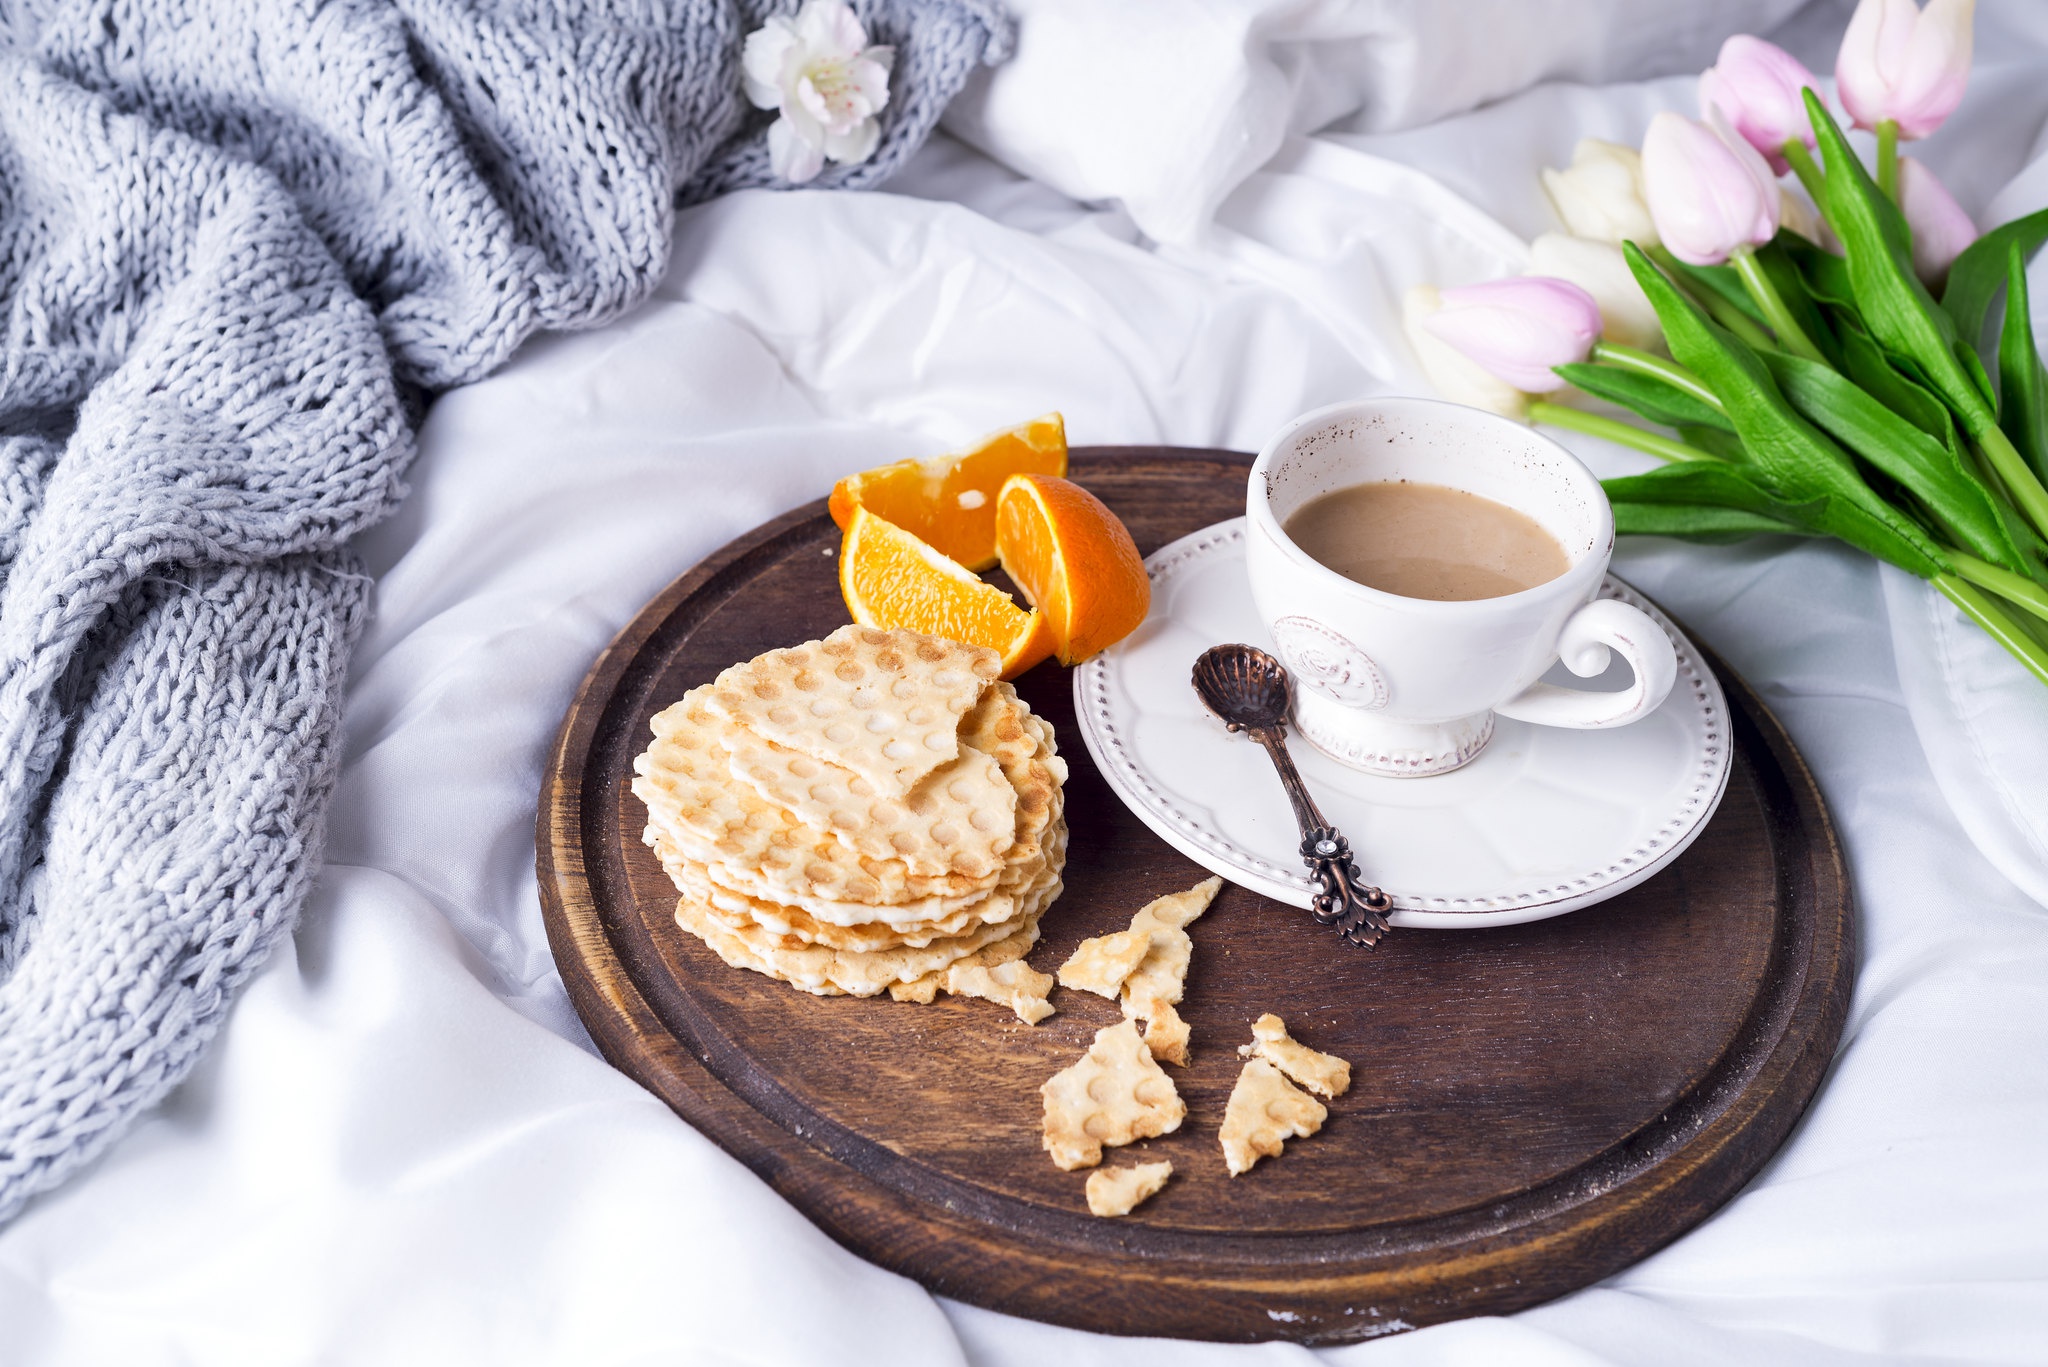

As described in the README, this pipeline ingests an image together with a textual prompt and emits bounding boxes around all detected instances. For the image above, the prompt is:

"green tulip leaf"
[1624,239,1948,579]
[1553,362,1733,431]
[1757,238,1841,367]
[1786,235,1859,315]
[1999,240,2048,485]
[1677,423,1748,462]
[1942,205,2048,352]
[1803,89,1993,441]
[1957,338,1998,407]
[1661,257,1764,323]
[1610,504,1813,543]
[1605,462,1815,543]
[1837,319,1955,441]
[1762,349,2031,575]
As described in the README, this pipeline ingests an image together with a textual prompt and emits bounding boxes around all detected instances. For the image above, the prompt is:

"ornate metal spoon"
[1191,644,1393,948]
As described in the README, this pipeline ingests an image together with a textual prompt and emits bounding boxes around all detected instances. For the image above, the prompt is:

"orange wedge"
[829,414,1068,571]
[995,473,1150,667]
[839,506,1056,679]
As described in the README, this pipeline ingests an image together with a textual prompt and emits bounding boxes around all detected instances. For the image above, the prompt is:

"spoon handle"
[1248,727,1393,949]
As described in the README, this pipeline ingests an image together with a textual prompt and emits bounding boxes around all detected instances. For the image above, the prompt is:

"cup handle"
[1493,599,1678,729]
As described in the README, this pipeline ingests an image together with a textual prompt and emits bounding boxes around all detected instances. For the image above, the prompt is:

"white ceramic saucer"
[1072,519,1732,929]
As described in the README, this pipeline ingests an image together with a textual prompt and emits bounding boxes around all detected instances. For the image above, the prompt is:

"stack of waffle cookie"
[633,625,1068,1005]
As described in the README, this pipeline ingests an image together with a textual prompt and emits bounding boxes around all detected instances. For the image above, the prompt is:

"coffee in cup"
[1282,481,1571,602]
[1245,398,1678,777]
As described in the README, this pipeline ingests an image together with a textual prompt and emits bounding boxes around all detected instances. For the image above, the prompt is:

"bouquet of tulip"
[1409,0,2048,687]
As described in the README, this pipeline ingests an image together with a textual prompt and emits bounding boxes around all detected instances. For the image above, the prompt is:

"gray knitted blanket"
[0,0,1009,1224]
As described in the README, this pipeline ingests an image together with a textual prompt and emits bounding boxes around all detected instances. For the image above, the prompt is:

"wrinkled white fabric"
[940,0,1811,244]
[7,0,2048,1362]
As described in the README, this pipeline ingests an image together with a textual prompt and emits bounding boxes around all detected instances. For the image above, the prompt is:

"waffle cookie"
[634,629,1069,1024]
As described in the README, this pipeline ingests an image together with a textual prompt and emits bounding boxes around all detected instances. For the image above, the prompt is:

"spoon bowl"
[1191,643,1292,732]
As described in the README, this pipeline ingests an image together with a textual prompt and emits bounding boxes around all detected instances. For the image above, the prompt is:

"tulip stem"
[1782,139,1826,208]
[1975,424,2048,545]
[1528,401,1724,464]
[1731,245,1827,365]
[1647,245,1777,350]
[1947,549,2048,624]
[1590,342,1726,413]
[1877,119,1900,202]
[1932,573,2048,687]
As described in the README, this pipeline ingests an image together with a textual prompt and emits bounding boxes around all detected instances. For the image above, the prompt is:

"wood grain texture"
[536,447,1853,1344]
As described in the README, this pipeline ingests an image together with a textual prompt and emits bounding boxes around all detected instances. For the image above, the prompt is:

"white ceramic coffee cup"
[1245,397,1677,777]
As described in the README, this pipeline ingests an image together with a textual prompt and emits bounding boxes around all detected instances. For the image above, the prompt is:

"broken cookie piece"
[1085,1160,1173,1217]
[1129,876,1222,937]
[945,958,1055,1025]
[1237,1013,1351,1098]
[1220,1057,1327,1176]
[1041,1019,1186,1170]
[1115,876,1222,1064]
[1128,992,1191,1067]
[1056,929,1151,998]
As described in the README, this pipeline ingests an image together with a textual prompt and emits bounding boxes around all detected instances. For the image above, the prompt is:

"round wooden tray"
[537,448,1852,1345]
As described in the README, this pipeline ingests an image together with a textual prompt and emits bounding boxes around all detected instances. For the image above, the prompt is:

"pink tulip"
[1837,0,1974,139]
[1699,35,1823,174]
[1420,277,1602,393]
[1897,157,1979,283]
[1641,110,1781,266]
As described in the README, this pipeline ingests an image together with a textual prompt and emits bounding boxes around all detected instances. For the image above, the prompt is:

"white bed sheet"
[6,2,2048,1362]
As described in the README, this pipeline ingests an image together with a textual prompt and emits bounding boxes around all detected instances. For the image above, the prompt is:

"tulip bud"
[1403,286,1531,419]
[1897,157,1979,284]
[1641,109,1780,266]
[1699,35,1822,174]
[1541,140,1660,247]
[1419,276,1603,393]
[1528,235,1663,354]
[1778,183,1833,251]
[1837,0,1974,140]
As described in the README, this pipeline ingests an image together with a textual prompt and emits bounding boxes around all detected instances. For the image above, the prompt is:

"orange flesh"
[829,414,1067,571]
[839,507,1055,679]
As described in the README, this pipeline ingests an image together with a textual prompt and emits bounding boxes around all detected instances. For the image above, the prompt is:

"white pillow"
[940,0,1813,245]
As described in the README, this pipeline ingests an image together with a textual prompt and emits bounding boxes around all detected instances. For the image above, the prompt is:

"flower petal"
[741,20,798,110]
[824,116,881,167]
[849,52,892,113]
[796,70,836,127]
[1700,35,1820,173]
[1899,156,1979,282]
[796,0,867,57]
[1540,139,1658,246]
[1529,234,1662,353]
[1643,111,1776,265]
[769,115,825,184]
[1890,0,1974,139]
[1427,276,1602,391]
[1403,285,1531,419]
[779,92,825,149]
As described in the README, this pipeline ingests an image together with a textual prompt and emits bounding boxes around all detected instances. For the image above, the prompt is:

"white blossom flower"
[743,0,895,184]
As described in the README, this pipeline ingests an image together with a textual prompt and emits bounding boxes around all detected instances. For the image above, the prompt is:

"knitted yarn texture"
[0,0,1012,1224]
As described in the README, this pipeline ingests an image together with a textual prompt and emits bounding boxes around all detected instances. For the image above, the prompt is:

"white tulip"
[1541,139,1661,248]
[1402,284,1530,420]
[1528,234,1663,353]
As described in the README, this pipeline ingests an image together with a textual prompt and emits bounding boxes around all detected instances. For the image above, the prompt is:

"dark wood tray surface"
[536,447,1852,1344]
